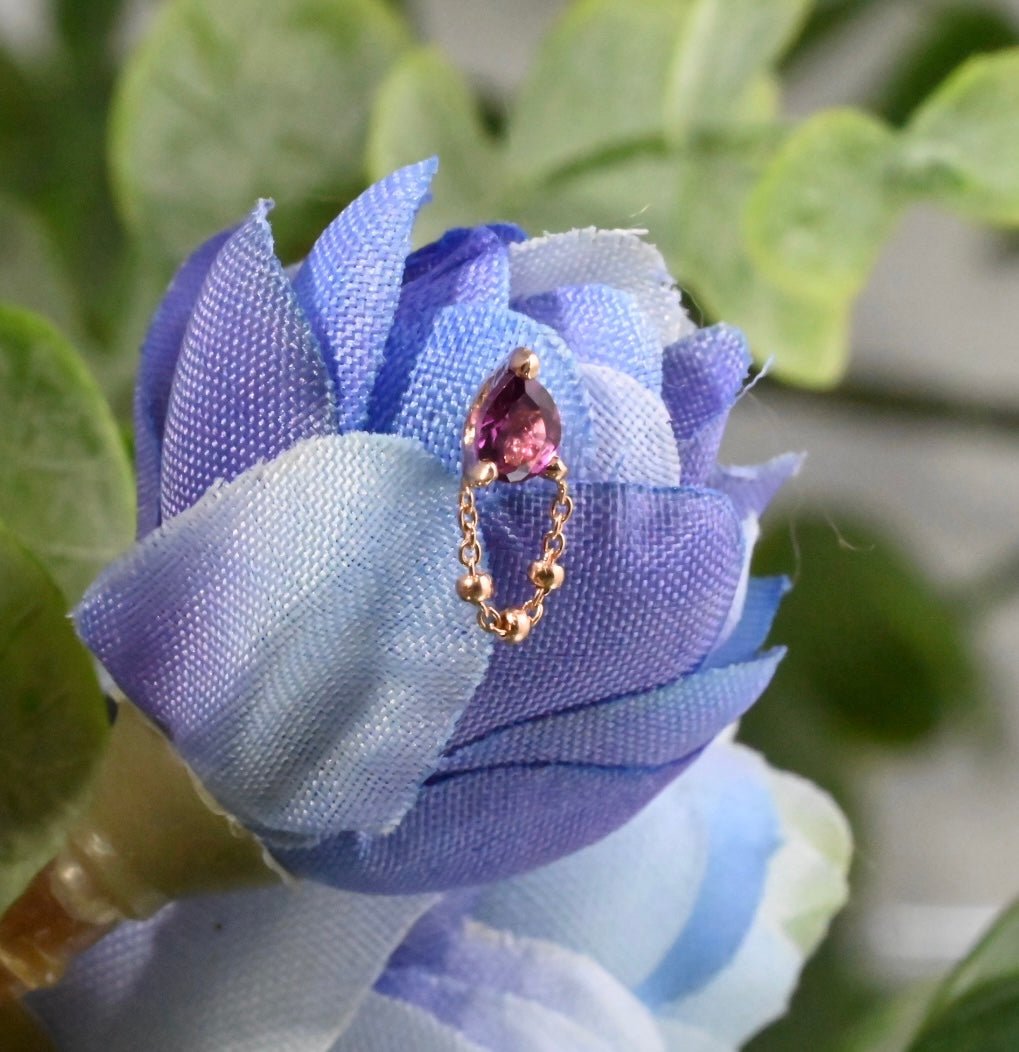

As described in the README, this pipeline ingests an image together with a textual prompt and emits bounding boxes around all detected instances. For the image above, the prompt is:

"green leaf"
[909,900,1019,1052]
[0,197,79,337]
[746,110,900,299]
[506,0,691,179]
[754,513,981,745]
[663,0,811,140]
[0,305,134,604]
[874,5,1019,126]
[0,523,110,916]
[902,48,1019,224]
[367,47,501,245]
[110,0,411,261]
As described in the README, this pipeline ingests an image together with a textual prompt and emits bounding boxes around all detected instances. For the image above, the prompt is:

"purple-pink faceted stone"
[472,367,562,483]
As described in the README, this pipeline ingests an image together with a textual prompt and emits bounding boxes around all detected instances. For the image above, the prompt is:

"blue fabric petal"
[508,230,693,348]
[514,284,664,391]
[293,159,437,430]
[707,453,804,520]
[451,483,745,747]
[439,652,782,773]
[276,759,693,893]
[368,226,514,433]
[661,325,750,486]
[578,364,680,485]
[704,577,788,670]
[384,915,666,1052]
[159,202,335,521]
[134,226,234,537]
[389,303,591,475]
[28,884,437,1052]
[637,747,780,1005]
[401,224,525,285]
[332,992,486,1051]
[76,434,491,845]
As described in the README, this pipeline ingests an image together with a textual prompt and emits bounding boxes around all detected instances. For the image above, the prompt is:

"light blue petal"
[293,159,437,430]
[636,746,780,1005]
[382,919,665,1051]
[331,992,485,1052]
[160,201,336,521]
[578,364,680,485]
[77,434,492,845]
[134,225,234,537]
[514,284,664,391]
[389,303,591,475]
[29,884,437,1052]
[508,230,693,348]
[469,767,710,990]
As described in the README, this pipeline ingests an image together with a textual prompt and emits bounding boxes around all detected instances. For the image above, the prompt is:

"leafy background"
[1,0,1019,1047]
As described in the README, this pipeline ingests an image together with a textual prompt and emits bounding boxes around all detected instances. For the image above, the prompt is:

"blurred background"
[1,0,1017,1047]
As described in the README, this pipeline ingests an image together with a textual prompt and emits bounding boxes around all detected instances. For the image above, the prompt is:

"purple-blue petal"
[704,577,789,670]
[662,324,750,486]
[438,651,782,773]
[636,747,780,1005]
[513,284,663,391]
[292,158,437,430]
[134,226,234,537]
[368,227,514,433]
[276,759,694,893]
[401,224,525,285]
[450,483,746,747]
[707,453,804,520]
[159,202,335,521]
[389,303,591,475]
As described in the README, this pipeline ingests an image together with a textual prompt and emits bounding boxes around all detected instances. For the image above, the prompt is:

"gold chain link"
[456,465,573,643]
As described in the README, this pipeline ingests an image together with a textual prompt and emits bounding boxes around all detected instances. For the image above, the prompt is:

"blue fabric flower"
[75,158,802,892]
[28,741,851,1051]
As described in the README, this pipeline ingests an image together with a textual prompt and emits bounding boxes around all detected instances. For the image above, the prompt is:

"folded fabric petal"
[661,325,751,487]
[514,284,664,391]
[707,453,804,521]
[704,576,789,670]
[293,159,437,430]
[578,364,680,485]
[160,202,336,521]
[452,484,745,746]
[439,652,782,772]
[368,226,515,432]
[77,434,491,844]
[276,759,692,893]
[134,226,234,537]
[331,992,485,1052]
[389,302,591,475]
[28,884,437,1052]
[508,229,694,348]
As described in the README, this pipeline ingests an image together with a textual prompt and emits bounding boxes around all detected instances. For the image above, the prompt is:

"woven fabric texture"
[77,159,798,893]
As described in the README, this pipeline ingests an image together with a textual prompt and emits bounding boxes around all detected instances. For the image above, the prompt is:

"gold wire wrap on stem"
[457,458,573,644]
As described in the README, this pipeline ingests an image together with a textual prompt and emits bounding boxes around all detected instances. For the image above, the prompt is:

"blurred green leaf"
[0,522,109,916]
[368,47,501,244]
[506,0,687,179]
[662,0,810,141]
[901,48,1019,224]
[908,900,1019,1052]
[110,0,411,261]
[746,109,900,298]
[0,306,134,604]
[784,0,883,66]
[754,514,980,745]
[875,5,1018,126]
[836,981,941,1052]
[0,197,79,337]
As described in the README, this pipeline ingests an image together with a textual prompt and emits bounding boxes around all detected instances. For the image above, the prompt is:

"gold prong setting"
[457,348,573,644]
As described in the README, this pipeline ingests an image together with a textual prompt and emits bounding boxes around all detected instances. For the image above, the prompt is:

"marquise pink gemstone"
[471,367,562,482]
